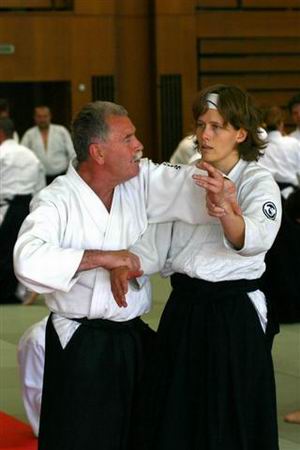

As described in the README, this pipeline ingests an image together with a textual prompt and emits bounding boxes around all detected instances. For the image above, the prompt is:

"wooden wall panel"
[155,0,195,15]
[70,17,116,115]
[200,56,300,72]
[242,0,300,8]
[155,14,197,150]
[0,14,116,122]
[196,11,300,37]
[0,16,114,81]
[0,0,50,7]
[0,17,71,80]
[115,0,151,15]
[197,0,237,7]
[114,11,155,157]
[200,37,300,53]
[196,0,300,8]
[198,33,300,135]
[74,0,149,16]
[0,0,72,8]
[2,1,300,159]
[200,73,300,90]
[74,0,115,15]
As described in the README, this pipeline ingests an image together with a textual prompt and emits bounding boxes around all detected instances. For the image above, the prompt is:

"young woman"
[112,84,282,450]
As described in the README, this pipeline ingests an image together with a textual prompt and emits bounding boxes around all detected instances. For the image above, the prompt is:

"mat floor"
[0,274,299,449]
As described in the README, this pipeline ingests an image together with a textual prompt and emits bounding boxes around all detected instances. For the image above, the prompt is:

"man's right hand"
[110,266,143,307]
[78,249,141,273]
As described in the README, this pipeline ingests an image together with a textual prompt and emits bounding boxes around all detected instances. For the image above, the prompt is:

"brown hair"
[192,84,265,161]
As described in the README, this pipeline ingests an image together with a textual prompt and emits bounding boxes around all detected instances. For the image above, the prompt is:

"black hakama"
[38,314,155,450]
[0,194,31,303]
[263,208,300,323]
[143,274,279,450]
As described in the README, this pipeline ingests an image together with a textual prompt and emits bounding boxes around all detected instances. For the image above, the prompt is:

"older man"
[14,101,217,450]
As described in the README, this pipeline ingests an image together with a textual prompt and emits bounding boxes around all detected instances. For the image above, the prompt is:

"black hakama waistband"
[171,272,261,296]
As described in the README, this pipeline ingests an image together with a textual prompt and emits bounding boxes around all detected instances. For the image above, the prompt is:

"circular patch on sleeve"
[262,202,277,220]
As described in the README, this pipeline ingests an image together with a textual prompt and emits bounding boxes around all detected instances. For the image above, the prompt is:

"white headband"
[206,93,219,110]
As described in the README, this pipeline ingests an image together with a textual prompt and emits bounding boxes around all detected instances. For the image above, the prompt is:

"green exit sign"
[0,44,15,55]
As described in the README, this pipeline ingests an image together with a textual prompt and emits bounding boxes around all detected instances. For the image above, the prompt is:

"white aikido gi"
[14,158,212,348]
[169,135,200,165]
[17,317,48,437]
[131,159,282,332]
[290,128,300,142]
[21,124,75,176]
[0,139,45,224]
[259,130,300,198]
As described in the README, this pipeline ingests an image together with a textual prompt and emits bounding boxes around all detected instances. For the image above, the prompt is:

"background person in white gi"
[169,134,200,165]
[21,105,75,185]
[13,100,223,450]
[17,316,48,437]
[288,93,300,142]
[112,85,282,450]
[0,117,45,304]
[0,98,19,142]
[259,105,300,198]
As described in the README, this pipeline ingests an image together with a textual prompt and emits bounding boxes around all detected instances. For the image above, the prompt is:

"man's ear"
[89,143,105,165]
[236,128,247,144]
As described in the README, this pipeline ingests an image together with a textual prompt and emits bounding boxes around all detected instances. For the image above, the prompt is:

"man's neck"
[77,161,115,211]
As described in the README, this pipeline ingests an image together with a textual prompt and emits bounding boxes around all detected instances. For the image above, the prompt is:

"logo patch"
[262,202,277,220]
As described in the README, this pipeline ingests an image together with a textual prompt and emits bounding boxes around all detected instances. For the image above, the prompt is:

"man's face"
[99,115,144,183]
[34,107,51,130]
[291,103,300,128]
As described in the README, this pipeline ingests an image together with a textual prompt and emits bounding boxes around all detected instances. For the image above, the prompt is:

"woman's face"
[196,108,247,174]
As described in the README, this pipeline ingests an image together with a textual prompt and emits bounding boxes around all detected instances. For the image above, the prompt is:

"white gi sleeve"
[130,222,173,276]
[224,172,282,256]
[14,199,83,294]
[141,159,211,225]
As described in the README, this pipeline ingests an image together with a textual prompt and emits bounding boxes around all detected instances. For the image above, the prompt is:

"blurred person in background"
[21,105,75,185]
[0,98,19,142]
[169,134,200,165]
[288,93,300,142]
[259,105,300,199]
[0,117,45,304]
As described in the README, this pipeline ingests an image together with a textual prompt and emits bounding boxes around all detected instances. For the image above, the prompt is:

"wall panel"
[1,1,300,158]
[197,0,237,7]
[242,0,300,8]
[198,35,300,132]
[197,10,300,37]
[155,12,197,157]
[155,0,195,15]
[0,0,51,7]
[74,0,114,15]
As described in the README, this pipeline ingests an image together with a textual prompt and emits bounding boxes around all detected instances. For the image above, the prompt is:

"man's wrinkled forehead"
[106,115,136,138]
